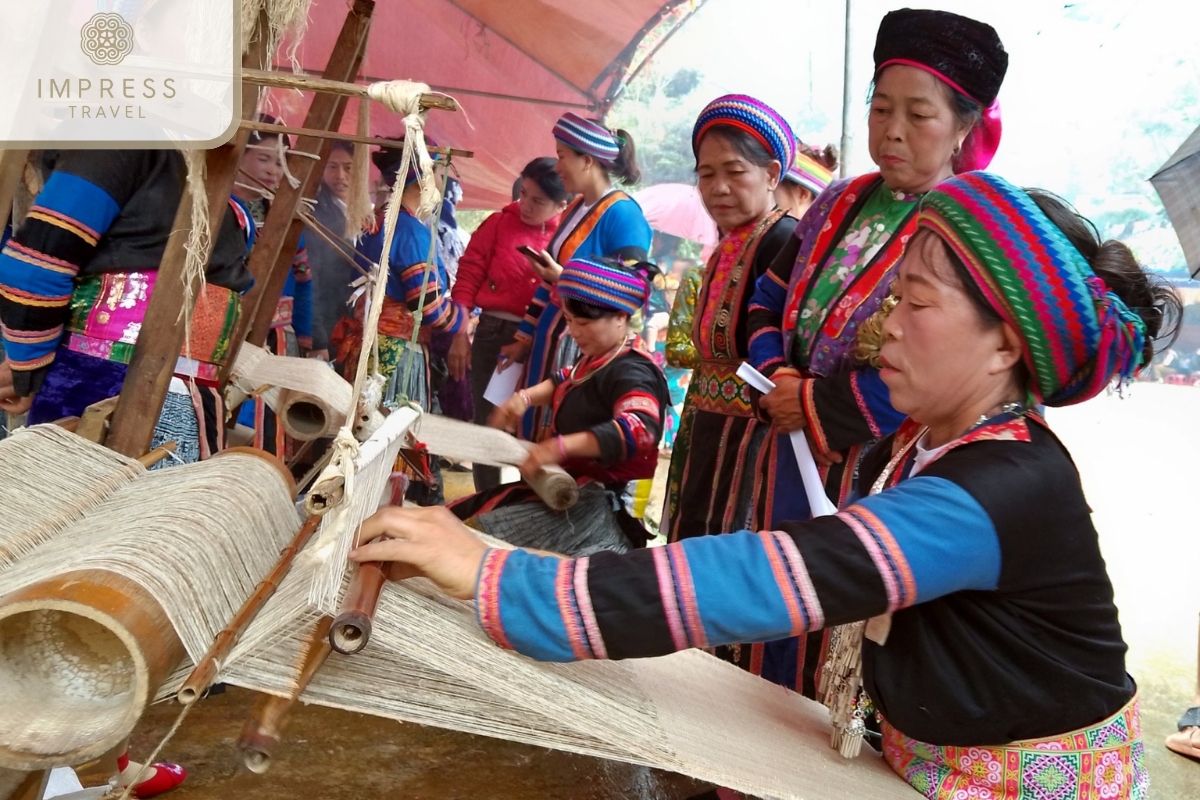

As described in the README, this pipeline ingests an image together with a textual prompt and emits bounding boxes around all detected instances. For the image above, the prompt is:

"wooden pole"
[104,17,271,458]
[237,616,334,774]
[222,0,376,378]
[839,0,853,179]
[241,119,472,157]
[177,513,322,704]
[240,68,458,111]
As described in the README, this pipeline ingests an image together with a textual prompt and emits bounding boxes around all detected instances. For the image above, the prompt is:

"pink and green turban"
[918,171,1148,406]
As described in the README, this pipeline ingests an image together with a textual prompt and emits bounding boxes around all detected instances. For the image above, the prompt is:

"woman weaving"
[449,257,669,556]
[353,172,1177,800]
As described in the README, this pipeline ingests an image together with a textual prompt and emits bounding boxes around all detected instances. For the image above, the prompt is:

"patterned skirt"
[883,695,1148,800]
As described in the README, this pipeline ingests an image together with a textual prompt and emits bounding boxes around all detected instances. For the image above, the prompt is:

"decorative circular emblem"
[80,13,134,66]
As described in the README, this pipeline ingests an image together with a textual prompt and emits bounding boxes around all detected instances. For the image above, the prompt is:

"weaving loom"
[0,422,907,800]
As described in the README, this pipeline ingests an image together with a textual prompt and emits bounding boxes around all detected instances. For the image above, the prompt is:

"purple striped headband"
[557,257,650,316]
[553,112,620,163]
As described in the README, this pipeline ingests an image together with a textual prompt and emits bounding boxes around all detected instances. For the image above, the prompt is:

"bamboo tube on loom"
[237,616,334,774]
[0,571,185,770]
[328,551,387,655]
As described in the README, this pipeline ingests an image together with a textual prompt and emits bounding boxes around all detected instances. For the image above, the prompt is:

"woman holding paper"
[741,9,1008,692]
[448,257,670,556]
[448,157,569,491]
[354,172,1178,800]
[661,95,808,549]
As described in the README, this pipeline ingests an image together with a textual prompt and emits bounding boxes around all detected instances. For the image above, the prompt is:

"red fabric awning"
[273,0,701,209]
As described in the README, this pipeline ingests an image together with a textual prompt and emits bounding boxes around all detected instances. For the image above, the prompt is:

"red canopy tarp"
[273,0,701,209]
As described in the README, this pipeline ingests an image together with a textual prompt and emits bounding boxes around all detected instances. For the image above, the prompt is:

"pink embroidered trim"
[667,543,708,649]
[770,530,825,630]
[799,379,830,456]
[757,531,805,634]
[849,371,882,438]
[651,546,689,650]
[837,508,903,611]
[854,505,915,607]
[572,557,607,660]
[475,549,514,650]
[555,560,590,660]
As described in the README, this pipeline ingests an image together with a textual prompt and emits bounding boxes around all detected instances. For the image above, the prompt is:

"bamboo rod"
[328,557,387,655]
[237,616,334,774]
[239,120,473,158]
[176,514,322,704]
[241,68,459,112]
[136,441,177,469]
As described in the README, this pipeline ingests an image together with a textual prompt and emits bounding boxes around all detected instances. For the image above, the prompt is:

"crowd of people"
[0,6,1191,800]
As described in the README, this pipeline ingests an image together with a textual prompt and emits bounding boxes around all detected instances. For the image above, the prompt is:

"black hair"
[562,261,661,320]
[607,128,641,185]
[1027,189,1181,362]
[520,156,569,204]
[327,140,354,157]
[693,127,774,170]
[798,141,839,171]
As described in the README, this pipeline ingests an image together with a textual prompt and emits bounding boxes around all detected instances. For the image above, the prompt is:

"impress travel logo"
[2,0,239,147]
[80,13,136,66]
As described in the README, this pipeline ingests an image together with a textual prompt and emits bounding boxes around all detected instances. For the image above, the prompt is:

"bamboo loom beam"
[176,512,322,704]
[240,68,459,112]
[227,0,375,369]
[240,119,473,158]
[105,25,270,458]
[237,616,334,774]
[328,557,387,654]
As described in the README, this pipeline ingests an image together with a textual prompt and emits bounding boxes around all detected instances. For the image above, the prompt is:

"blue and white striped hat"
[553,112,620,163]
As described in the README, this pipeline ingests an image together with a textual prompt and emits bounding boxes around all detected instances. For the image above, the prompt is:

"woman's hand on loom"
[518,438,560,482]
[760,373,807,432]
[487,392,526,433]
[351,506,488,600]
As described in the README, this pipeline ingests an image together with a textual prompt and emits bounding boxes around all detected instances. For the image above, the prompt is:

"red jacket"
[451,202,560,318]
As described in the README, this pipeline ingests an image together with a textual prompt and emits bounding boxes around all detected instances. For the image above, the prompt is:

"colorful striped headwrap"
[692,94,795,171]
[784,146,834,196]
[557,258,650,317]
[553,112,620,163]
[919,171,1148,407]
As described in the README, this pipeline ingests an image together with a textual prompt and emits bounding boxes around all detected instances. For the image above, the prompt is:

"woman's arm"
[353,469,1005,662]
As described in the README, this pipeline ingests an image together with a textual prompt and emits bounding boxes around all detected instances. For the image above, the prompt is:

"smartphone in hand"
[516,244,540,260]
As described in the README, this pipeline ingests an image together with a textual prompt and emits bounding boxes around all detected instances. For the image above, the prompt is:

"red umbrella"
[272,0,705,209]
[635,182,717,246]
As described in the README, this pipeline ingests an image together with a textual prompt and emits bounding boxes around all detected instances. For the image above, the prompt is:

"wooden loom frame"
[1,0,469,796]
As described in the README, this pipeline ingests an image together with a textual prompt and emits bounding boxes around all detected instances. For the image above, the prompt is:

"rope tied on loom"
[308,81,448,514]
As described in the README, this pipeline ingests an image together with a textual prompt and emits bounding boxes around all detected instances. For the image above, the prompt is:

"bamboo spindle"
[327,557,387,655]
[237,616,334,774]
[176,513,319,704]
